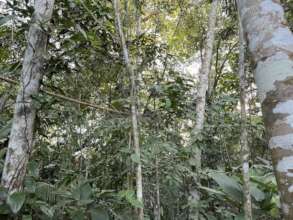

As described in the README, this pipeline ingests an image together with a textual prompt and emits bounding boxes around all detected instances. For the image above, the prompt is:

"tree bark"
[189,1,218,219]
[1,0,55,192]
[194,0,218,134]
[237,6,252,219]
[113,0,144,219]
[154,156,161,220]
[238,1,293,219]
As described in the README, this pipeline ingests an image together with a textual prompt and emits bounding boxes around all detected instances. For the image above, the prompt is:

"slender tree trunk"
[237,8,252,220]
[154,156,161,220]
[189,1,218,219]
[127,131,133,190]
[113,1,144,219]
[1,0,55,192]
[194,0,218,134]
[238,1,293,219]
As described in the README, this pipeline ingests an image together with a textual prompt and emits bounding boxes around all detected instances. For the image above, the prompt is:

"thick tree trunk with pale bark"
[113,0,144,219]
[237,8,252,219]
[238,0,293,219]
[189,1,218,219]
[1,0,54,192]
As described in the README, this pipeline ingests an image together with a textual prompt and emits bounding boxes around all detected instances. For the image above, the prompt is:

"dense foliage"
[0,0,293,219]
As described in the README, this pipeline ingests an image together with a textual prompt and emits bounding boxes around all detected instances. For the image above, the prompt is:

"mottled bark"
[189,1,218,219]
[237,6,252,219]
[113,0,144,219]
[1,0,54,192]
[238,0,293,219]
[194,0,218,133]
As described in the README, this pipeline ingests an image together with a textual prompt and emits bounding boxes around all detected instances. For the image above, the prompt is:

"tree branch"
[0,76,125,114]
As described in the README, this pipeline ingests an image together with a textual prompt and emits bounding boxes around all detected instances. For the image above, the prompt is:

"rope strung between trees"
[0,76,126,115]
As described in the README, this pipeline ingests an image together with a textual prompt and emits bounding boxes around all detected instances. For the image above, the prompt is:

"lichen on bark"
[1,0,55,192]
[239,0,293,219]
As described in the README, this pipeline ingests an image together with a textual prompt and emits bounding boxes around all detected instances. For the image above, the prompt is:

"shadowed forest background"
[0,0,293,219]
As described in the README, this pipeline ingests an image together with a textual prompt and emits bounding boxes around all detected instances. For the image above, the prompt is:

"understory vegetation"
[0,0,293,219]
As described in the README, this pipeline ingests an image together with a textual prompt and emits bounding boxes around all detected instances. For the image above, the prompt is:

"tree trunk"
[237,6,252,219]
[194,0,218,132]
[1,0,55,192]
[189,1,218,219]
[113,0,144,219]
[238,1,293,219]
[154,156,161,220]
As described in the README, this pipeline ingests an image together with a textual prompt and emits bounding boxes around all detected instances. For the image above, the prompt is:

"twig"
[0,76,126,114]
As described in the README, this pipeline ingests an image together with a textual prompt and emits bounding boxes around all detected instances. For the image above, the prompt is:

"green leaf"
[72,182,92,201]
[24,177,36,193]
[250,184,265,202]
[0,186,10,215]
[199,186,225,196]
[22,215,32,220]
[234,213,245,220]
[118,190,143,208]
[209,171,243,203]
[71,210,85,220]
[164,98,172,108]
[130,153,141,164]
[7,192,26,214]
[0,148,7,158]
[90,208,109,220]
[40,205,54,218]
[0,120,12,139]
[78,199,94,205]
[0,203,10,215]
[35,182,55,203]
[128,198,143,208]
[27,161,39,178]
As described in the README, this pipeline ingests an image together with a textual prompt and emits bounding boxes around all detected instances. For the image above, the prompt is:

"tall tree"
[113,0,144,219]
[189,0,219,219]
[238,0,293,219]
[237,5,252,219]
[1,0,55,192]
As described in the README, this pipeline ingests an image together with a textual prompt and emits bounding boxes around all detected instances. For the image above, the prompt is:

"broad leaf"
[90,208,109,220]
[118,190,143,208]
[210,171,243,203]
[7,192,26,214]
[199,186,225,196]
[72,182,92,201]
[250,184,265,202]
[40,205,54,218]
